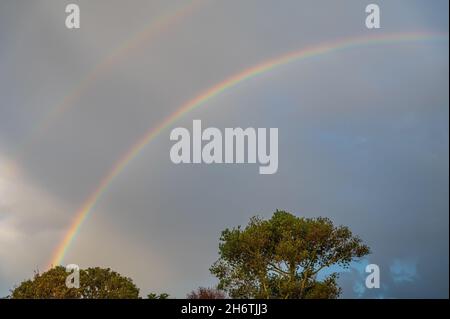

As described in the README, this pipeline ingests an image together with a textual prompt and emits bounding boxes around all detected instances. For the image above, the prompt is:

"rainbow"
[17,0,203,157]
[48,31,448,268]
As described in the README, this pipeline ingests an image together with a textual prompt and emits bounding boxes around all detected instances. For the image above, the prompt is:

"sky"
[0,0,448,298]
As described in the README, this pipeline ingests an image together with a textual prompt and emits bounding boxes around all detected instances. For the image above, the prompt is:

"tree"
[147,292,170,299]
[187,287,226,299]
[210,210,370,299]
[10,266,139,299]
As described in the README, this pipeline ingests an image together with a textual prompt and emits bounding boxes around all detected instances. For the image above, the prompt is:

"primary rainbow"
[48,31,448,268]
[17,0,203,158]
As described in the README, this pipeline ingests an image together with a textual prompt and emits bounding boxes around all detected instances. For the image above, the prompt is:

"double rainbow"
[48,31,448,268]
[17,0,203,157]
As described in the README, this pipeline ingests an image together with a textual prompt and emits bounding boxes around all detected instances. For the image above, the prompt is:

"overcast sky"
[0,0,448,298]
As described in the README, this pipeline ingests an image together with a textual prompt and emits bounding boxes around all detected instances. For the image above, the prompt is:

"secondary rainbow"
[48,31,448,268]
[17,0,203,158]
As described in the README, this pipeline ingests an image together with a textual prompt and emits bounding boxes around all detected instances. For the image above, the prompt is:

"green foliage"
[210,210,370,299]
[187,287,227,299]
[147,292,170,299]
[10,266,139,299]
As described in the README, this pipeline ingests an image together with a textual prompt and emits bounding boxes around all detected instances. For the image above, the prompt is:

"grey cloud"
[0,0,448,297]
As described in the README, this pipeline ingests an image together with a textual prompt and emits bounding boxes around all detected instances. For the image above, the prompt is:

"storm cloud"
[0,0,448,297]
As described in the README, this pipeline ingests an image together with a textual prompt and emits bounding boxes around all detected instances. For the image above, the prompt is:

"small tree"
[210,210,370,299]
[147,292,170,299]
[10,266,139,299]
[187,287,226,299]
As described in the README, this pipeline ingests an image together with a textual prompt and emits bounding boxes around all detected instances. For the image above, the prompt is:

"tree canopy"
[187,287,226,299]
[9,210,370,299]
[147,292,170,299]
[10,266,139,299]
[210,210,370,298]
